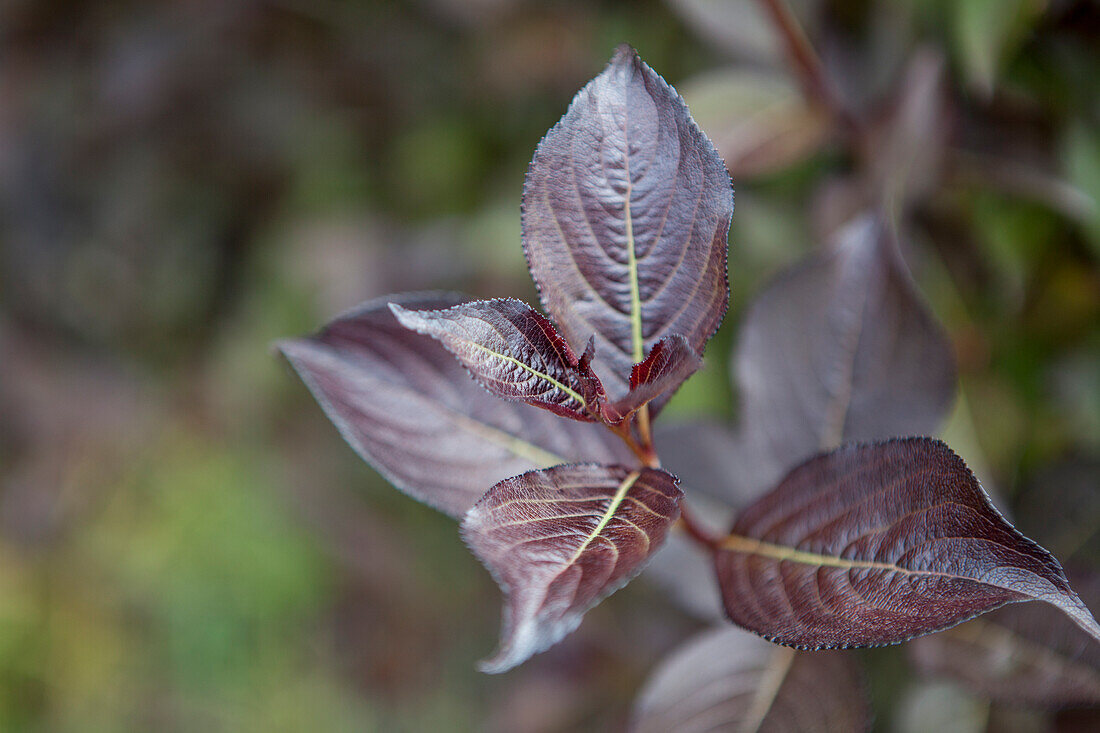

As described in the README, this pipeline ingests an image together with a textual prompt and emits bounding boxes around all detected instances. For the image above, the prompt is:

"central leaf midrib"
[720,533,957,578]
[567,471,641,565]
[624,181,644,363]
[740,646,795,733]
[466,341,587,407]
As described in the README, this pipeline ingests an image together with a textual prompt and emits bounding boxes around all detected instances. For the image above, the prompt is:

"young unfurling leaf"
[601,335,702,424]
[631,626,870,733]
[714,438,1100,649]
[278,294,630,518]
[522,45,733,406]
[462,463,681,672]
[390,298,603,422]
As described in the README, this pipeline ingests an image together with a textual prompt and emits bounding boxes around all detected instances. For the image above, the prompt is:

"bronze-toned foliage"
[279,46,1099,730]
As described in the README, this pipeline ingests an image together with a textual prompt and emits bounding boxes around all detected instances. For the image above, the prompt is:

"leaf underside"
[390,298,601,422]
[731,215,957,490]
[632,626,870,733]
[714,437,1100,649]
[462,463,681,672]
[522,45,733,410]
[278,293,630,518]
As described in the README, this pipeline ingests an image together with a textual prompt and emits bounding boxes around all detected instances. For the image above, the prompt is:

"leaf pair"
[651,216,1100,655]
[277,293,631,518]
[390,298,700,426]
[281,45,734,673]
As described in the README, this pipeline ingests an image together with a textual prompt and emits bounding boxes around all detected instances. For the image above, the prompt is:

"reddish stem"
[677,500,720,551]
[755,0,860,136]
[609,418,660,469]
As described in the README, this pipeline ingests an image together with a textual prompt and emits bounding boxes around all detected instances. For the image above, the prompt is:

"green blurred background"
[1,0,1098,730]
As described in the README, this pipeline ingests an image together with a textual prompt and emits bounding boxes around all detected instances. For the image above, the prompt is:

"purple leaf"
[602,335,702,424]
[462,463,681,672]
[909,576,1100,709]
[278,293,630,518]
[732,215,956,488]
[714,437,1100,649]
[656,419,772,511]
[389,298,602,422]
[631,626,870,733]
[522,45,733,407]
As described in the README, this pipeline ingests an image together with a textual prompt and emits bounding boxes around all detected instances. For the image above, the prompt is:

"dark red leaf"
[462,463,681,672]
[278,294,630,518]
[714,437,1100,649]
[602,335,702,423]
[522,45,733,409]
[909,576,1100,709]
[390,298,603,422]
[632,627,870,732]
[732,215,956,489]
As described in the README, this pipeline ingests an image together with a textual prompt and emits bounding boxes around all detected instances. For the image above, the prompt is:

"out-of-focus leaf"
[462,463,681,672]
[681,68,831,179]
[894,682,989,733]
[731,215,956,490]
[952,0,1045,96]
[654,419,766,509]
[631,626,869,732]
[666,0,820,65]
[1017,459,1100,566]
[1063,120,1100,256]
[602,335,702,423]
[390,298,602,422]
[522,45,733,405]
[713,438,1100,649]
[909,576,1100,709]
[278,294,630,518]
[860,49,950,206]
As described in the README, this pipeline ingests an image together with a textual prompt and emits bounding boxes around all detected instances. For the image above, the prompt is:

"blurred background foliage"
[0,0,1098,730]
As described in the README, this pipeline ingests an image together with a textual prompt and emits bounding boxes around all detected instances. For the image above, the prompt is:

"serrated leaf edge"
[389,301,591,410]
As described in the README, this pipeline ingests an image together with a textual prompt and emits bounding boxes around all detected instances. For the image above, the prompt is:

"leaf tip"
[387,302,423,334]
[1061,592,1100,645]
[611,43,639,65]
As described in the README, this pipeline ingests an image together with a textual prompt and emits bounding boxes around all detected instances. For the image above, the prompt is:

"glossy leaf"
[390,298,602,422]
[602,335,702,423]
[278,294,630,518]
[632,626,869,732]
[714,437,1100,649]
[462,463,681,672]
[909,577,1100,708]
[732,214,956,488]
[522,45,733,406]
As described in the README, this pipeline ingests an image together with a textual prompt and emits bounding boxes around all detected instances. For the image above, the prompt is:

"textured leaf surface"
[714,438,1100,649]
[632,626,869,732]
[909,577,1100,708]
[462,463,681,672]
[522,45,733,404]
[390,298,601,422]
[602,335,702,423]
[278,294,630,518]
[732,215,956,486]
